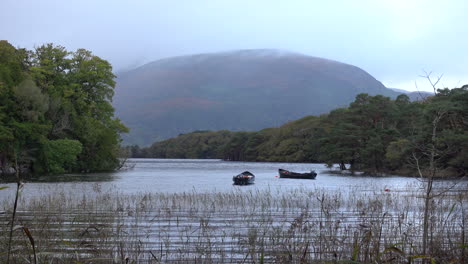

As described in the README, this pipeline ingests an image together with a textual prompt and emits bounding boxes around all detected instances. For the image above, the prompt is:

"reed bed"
[0,184,466,263]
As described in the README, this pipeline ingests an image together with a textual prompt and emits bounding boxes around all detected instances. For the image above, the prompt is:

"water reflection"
[0,172,115,183]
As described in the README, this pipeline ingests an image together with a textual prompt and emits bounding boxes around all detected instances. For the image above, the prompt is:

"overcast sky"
[1,0,466,92]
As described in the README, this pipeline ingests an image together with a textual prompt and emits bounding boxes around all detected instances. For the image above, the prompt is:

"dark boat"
[233,171,255,185]
[278,169,317,179]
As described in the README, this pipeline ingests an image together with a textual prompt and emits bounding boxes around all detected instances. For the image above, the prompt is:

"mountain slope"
[390,88,433,101]
[113,49,400,145]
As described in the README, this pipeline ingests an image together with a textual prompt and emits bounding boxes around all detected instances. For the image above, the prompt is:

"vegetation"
[132,87,467,177]
[0,40,128,175]
[1,184,466,263]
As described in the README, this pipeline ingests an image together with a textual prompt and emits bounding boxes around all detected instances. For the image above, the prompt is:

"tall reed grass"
[0,183,466,263]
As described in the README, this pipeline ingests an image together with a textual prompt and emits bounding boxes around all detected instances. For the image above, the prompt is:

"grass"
[0,183,466,263]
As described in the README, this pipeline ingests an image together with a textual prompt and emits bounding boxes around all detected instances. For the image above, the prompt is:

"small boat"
[278,169,317,179]
[233,171,255,185]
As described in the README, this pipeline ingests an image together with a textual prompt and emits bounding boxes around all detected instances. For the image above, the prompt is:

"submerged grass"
[0,184,466,263]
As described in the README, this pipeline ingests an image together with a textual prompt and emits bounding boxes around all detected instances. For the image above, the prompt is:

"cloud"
[0,0,466,89]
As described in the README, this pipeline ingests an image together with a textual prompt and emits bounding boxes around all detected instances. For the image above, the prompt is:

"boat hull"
[278,169,317,179]
[233,171,255,185]
[233,178,254,185]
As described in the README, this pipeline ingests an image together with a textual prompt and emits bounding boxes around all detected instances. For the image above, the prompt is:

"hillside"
[113,49,400,145]
[129,87,467,177]
[390,88,433,101]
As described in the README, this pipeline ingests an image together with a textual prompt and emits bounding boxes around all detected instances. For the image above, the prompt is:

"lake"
[0,159,429,199]
[1,159,466,263]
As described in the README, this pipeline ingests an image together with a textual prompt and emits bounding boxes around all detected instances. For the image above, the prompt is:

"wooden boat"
[233,171,255,185]
[278,169,317,179]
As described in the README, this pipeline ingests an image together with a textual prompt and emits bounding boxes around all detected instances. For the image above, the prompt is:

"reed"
[0,183,466,263]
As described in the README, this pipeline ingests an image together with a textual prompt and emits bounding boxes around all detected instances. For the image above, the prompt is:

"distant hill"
[113,49,400,146]
[390,88,433,101]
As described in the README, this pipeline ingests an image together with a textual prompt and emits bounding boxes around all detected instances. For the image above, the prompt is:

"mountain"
[390,88,411,94]
[113,49,400,146]
[390,88,433,101]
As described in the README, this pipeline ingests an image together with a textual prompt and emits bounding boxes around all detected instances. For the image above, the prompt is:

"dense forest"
[1,39,466,177]
[129,88,467,177]
[0,41,127,175]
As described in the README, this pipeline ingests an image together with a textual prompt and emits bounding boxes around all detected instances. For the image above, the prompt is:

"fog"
[1,0,466,91]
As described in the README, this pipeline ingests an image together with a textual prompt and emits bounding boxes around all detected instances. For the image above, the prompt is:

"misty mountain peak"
[138,49,343,70]
[114,50,399,145]
[219,49,300,58]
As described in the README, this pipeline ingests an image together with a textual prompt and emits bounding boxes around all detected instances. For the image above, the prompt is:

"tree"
[13,78,49,122]
[0,41,128,175]
[385,138,411,170]
[408,73,467,259]
[42,139,82,174]
[65,48,128,171]
[0,41,49,174]
[132,83,466,180]
[222,132,251,161]
[318,108,361,170]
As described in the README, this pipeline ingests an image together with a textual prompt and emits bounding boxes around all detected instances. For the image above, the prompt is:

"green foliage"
[385,139,410,169]
[73,117,127,172]
[43,139,82,174]
[0,41,127,175]
[13,78,49,122]
[136,130,235,159]
[221,132,253,161]
[137,88,467,177]
[0,40,27,88]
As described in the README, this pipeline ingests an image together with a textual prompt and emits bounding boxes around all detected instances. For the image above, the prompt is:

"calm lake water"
[1,159,466,263]
[1,158,454,200]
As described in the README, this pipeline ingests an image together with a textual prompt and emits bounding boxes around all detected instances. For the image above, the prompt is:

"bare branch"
[412,152,424,178]
[419,70,444,95]
[430,177,466,199]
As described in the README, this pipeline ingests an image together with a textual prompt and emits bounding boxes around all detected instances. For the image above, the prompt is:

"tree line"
[128,87,467,177]
[0,40,127,175]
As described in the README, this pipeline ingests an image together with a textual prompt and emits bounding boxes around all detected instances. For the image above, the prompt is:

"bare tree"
[411,71,449,260]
